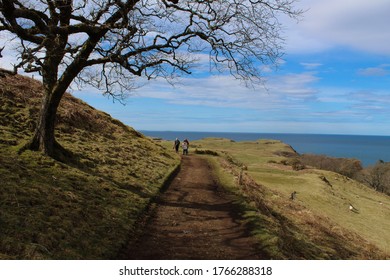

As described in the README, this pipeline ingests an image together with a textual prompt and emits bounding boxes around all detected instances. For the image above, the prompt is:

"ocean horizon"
[140,130,390,167]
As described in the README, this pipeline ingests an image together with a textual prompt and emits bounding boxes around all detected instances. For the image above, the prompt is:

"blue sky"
[2,0,390,135]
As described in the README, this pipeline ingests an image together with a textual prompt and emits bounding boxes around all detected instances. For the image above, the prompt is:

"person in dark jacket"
[173,138,180,153]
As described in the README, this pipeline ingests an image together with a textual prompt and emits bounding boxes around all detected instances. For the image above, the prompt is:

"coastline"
[141,130,390,167]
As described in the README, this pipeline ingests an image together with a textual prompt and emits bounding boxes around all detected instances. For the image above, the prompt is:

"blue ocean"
[140,131,390,167]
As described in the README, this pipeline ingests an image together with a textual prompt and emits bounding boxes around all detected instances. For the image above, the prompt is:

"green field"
[192,138,390,259]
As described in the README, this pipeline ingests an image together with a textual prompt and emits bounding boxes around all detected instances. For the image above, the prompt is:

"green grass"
[0,73,180,259]
[194,138,390,259]
[2,72,389,260]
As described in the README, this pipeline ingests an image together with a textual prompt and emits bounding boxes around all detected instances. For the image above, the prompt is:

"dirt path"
[124,155,261,259]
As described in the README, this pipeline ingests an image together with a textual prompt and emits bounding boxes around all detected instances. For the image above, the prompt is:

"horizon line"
[139,130,390,138]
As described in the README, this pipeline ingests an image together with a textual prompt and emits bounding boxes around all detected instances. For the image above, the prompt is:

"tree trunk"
[24,88,64,158]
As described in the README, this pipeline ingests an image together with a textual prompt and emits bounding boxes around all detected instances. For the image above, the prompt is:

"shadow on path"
[122,155,262,260]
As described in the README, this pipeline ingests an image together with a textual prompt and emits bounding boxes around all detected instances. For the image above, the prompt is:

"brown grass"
[0,72,180,259]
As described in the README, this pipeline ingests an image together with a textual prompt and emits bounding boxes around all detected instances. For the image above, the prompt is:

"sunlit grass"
[194,138,390,259]
[0,73,180,259]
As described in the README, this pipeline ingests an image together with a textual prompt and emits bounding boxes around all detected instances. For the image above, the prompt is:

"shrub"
[299,154,362,178]
[194,149,219,156]
[291,158,305,171]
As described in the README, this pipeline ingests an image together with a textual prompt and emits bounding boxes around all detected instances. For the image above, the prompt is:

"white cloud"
[131,71,320,111]
[0,31,19,71]
[285,0,390,55]
[357,65,390,76]
[300,62,322,70]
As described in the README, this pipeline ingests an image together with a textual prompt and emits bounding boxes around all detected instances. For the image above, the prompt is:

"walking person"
[182,139,189,155]
[173,138,180,153]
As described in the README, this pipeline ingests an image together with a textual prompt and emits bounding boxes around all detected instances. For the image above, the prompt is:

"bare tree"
[0,0,301,158]
[362,161,390,194]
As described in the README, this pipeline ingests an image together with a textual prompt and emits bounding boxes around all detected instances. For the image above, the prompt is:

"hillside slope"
[193,138,390,259]
[0,72,179,259]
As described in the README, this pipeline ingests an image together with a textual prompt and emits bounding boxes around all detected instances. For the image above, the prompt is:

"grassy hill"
[0,72,180,259]
[192,138,390,259]
[2,71,389,260]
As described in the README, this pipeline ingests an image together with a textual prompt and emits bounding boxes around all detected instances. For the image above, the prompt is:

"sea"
[140,131,390,167]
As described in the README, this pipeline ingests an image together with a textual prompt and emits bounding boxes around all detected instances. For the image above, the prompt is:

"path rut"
[124,155,261,259]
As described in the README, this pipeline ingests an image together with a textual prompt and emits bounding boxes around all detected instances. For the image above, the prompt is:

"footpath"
[124,155,261,259]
